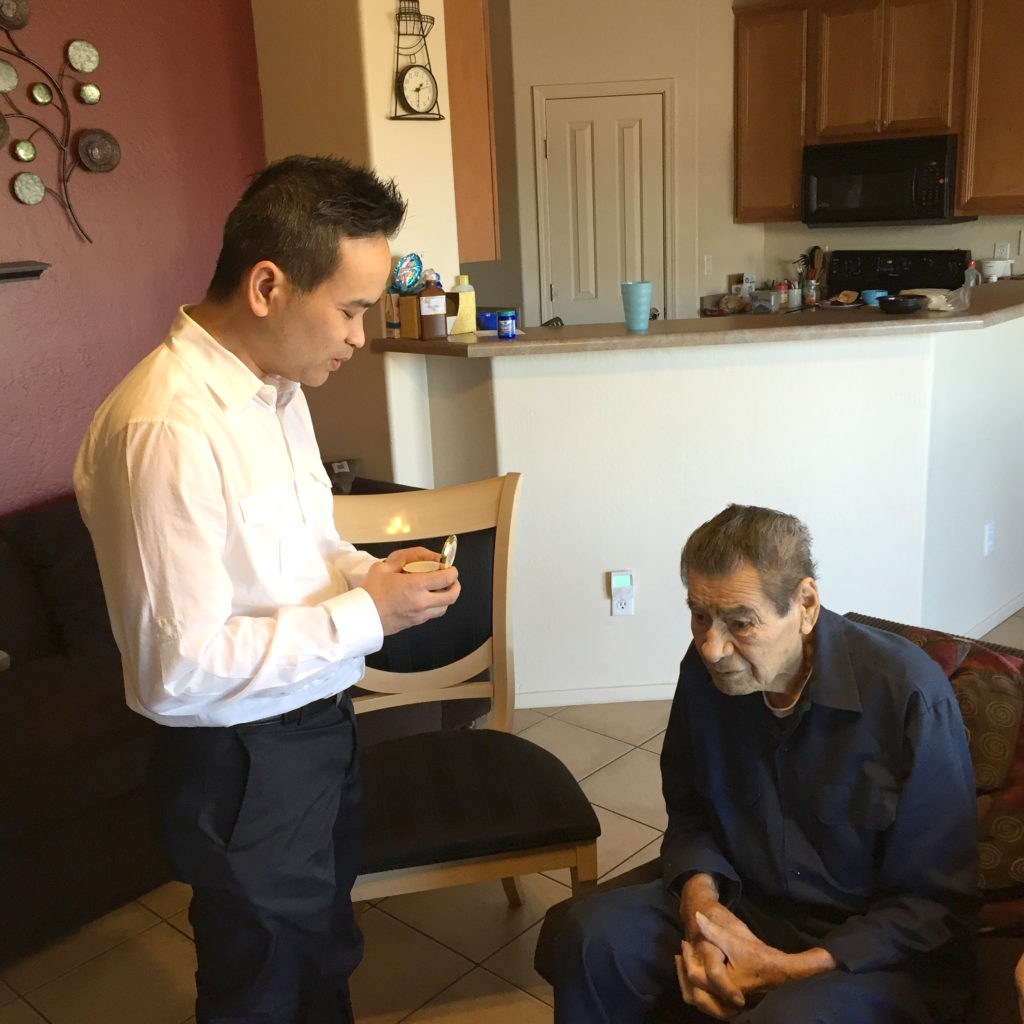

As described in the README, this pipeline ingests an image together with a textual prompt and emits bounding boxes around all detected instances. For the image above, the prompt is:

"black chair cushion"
[360,728,601,873]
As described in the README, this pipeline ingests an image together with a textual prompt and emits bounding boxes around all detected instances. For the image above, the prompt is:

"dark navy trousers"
[147,692,364,1024]
[552,881,966,1024]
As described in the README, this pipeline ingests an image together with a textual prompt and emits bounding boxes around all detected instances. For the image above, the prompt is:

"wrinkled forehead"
[685,563,778,618]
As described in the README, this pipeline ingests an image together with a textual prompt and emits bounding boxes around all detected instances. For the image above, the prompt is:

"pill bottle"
[497,310,517,340]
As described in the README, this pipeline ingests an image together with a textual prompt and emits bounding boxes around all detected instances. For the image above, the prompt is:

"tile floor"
[3,609,1024,1024]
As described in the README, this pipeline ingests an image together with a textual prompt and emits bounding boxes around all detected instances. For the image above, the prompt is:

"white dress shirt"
[74,308,383,727]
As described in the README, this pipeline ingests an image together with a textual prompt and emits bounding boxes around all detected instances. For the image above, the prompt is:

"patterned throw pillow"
[916,634,1024,896]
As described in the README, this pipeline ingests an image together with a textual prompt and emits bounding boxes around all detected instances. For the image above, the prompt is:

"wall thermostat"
[610,570,635,616]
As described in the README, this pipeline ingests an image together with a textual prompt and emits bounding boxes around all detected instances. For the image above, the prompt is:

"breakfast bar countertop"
[371,280,1024,358]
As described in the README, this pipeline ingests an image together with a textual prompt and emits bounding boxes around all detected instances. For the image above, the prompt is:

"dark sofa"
[0,495,168,966]
[0,486,486,966]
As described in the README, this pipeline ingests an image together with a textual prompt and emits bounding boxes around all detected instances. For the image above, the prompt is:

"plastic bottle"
[802,271,820,308]
[964,260,982,288]
[450,274,476,334]
[418,273,447,339]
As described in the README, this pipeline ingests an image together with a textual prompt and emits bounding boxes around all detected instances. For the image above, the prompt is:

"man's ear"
[245,261,287,318]
[796,577,820,635]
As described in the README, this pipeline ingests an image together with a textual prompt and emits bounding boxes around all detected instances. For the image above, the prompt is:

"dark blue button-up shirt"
[660,607,978,974]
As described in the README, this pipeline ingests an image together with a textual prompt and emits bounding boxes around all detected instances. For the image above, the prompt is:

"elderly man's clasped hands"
[675,872,833,1020]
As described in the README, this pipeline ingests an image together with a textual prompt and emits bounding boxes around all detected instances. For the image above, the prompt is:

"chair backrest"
[333,473,521,731]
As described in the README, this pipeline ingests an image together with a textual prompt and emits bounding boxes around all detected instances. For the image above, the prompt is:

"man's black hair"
[207,155,407,300]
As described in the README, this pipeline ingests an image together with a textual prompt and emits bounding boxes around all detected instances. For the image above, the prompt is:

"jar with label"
[497,310,517,340]
[802,276,820,308]
[418,276,447,339]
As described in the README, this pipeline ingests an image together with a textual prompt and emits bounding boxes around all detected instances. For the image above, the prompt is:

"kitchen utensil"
[441,534,457,568]
[878,294,924,314]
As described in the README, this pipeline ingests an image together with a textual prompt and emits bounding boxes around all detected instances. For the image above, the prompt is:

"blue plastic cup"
[862,289,889,307]
[621,281,653,333]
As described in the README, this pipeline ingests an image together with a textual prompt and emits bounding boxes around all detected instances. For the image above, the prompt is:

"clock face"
[397,64,438,115]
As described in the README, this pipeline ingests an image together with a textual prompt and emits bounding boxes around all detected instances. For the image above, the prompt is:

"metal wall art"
[1,0,119,242]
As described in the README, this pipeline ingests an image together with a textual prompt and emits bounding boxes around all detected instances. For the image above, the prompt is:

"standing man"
[553,504,979,1023]
[74,156,460,1024]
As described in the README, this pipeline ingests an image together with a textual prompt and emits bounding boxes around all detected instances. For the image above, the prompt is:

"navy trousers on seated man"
[149,693,364,1024]
[554,881,970,1024]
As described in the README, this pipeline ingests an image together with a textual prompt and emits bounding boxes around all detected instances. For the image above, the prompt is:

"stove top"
[827,249,971,295]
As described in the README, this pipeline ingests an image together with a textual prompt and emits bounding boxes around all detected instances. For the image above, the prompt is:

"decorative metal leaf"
[29,81,51,104]
[0,0,30,32]
[13,171,45,205]
[0,59,18,93]
[13,138,35,161]
[77,128,120,172]
[66,40,99,74]
[78,82,100,105]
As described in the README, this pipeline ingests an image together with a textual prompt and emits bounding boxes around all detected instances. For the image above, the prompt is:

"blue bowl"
[477,311,518,331]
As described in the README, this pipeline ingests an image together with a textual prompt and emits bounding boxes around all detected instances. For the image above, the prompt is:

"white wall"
[408,315,1021,706]
[251,0,459,487]
[412,332,935,705]
[924,316,1024,633]
[507,0,764,328]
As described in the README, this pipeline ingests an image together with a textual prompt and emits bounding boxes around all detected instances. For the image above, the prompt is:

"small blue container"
[497,311,517,339]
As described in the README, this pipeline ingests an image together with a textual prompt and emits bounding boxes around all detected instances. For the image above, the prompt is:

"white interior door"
[541,92,665,326]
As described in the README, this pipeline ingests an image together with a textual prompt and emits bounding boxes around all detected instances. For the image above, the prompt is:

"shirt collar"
[804,607,863,713]
[165,306,300,413]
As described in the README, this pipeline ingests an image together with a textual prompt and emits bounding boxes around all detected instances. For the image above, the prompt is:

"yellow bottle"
[450,274,477,335]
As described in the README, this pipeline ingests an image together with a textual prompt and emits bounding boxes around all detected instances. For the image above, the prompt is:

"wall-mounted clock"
[390,0,444,121]
[396,63,438,116]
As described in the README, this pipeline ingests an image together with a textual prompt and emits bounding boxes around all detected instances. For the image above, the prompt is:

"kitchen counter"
[374,280,1024,710]
[372,279,1024,358]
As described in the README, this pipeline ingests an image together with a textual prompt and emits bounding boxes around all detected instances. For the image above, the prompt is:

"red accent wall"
[1,0,265,515]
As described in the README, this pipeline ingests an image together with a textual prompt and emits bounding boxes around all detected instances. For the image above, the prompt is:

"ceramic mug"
[862,289,889,307]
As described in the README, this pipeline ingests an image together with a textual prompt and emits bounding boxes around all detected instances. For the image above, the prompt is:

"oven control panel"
[827,249,971,296]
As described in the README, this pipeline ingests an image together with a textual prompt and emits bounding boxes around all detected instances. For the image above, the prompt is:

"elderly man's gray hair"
[680,504,817,617]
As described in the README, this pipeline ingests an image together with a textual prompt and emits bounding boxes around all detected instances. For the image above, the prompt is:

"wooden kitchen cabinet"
[958,0,1024,214]
[444,0,500,263]
[813,0,963,139]
[734,2,810,222]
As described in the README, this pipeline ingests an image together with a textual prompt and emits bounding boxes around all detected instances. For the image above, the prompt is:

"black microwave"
[801,134,975,227]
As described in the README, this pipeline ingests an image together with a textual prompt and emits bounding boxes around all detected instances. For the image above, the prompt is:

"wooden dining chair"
[333,472,600,905]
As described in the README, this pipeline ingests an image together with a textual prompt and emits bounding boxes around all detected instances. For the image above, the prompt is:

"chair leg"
[569,841,599,896]
[501,876,524,907]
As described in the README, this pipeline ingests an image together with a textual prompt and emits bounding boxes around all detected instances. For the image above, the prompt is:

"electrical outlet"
[995,242,1012,261]
[610,570,635,616]
[703,255,713,277]
[984,522,996,557]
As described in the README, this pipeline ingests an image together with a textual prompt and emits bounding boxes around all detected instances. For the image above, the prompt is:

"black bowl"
[878,294,924,314]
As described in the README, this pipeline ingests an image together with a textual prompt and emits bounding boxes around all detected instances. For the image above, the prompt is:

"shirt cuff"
[323,586,384,659]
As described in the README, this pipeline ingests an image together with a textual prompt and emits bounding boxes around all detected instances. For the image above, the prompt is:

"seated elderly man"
[553,504,979,1024]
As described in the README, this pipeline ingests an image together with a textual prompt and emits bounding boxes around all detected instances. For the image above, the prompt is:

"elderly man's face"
[686,561,818,697]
